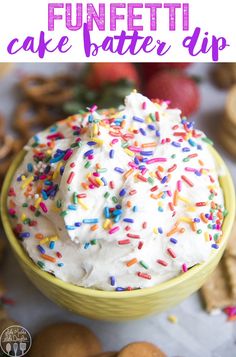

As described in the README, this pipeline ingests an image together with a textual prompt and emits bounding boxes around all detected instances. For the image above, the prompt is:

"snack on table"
[28,322,102,357]
[224,256,236,299]
[201,219,236,312]
[201,259,233,311]
[12,75,77,144]
[117,342,166,357]
[0,135,23,183]
[218,85,236,158]
[0,113,6,135]
[212,63,236,89]
[0,113,24,183]
[218,127,236,159]
[225,85,236,127]
[13,101,61,141]
[7,92,225,291]
[225,218,236,256]
[20,75,76,106]
[28,321,166,357]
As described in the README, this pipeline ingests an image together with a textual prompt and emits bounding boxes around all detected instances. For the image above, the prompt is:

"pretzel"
[37,105,66,127]
[0,137,23,180]
[0,135,14,160]
[13,101,63,140]
[0,114,6,137]
[20,75,76,106]
[13,101,49,140]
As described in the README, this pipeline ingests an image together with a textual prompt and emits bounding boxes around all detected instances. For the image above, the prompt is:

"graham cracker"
[224,256,236,299]
[225,218,236,257]
[201,219,236,311]
[201,260,233,311]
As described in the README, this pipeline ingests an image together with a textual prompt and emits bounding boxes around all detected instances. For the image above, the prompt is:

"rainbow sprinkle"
[7,93,226,291]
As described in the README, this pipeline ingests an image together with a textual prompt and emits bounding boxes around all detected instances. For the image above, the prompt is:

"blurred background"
[0,63,236,357]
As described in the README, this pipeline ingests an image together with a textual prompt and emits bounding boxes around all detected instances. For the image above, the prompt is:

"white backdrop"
[0,0,235,62]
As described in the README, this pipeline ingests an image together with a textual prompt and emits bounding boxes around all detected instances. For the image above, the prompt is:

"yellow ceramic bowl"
[1,148,235,321]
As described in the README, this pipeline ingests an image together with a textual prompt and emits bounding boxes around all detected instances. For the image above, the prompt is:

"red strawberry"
[86,63,140,89]
[141,63,191,81]
[144,71,200,117]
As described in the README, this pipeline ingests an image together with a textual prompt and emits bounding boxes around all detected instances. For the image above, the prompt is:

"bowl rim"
[1,146,235,299]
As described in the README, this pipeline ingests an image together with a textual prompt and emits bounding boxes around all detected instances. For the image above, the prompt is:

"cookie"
[218,125,236,158]
[0,135,14,160]
[220,115,236,139]
[225,85,236,126]
[28,322,102,357]
[117,342,166,357]
[212,64,236,89]
[219,86,236,156]
[93,353,117,357]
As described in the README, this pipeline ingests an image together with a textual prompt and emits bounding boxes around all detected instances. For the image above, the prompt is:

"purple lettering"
[83,23,99,57]
[164,3,181,31]
[83,24,171,58]
[183,27,229,61]
[66,3,82,31]
[145,3,162,31]
[110,3,126,31]
[183,3,189,31]
[87,3,105,31]
[7,31,71,59]
[48,3,64,31]
[127,3,143,31]
[57,36,72,53]
[156,40,171,55]
[7,39,21,54]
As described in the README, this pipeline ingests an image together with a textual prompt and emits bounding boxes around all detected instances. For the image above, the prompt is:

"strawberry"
[144,70,200,117]
[86,63,140,89]
[141,63,191,81]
